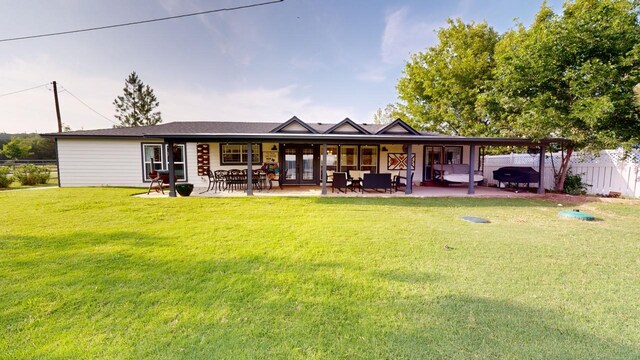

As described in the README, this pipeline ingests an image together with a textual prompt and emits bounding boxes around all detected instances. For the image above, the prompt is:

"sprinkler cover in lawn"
[558,209,595,221]
[462,216,490,223]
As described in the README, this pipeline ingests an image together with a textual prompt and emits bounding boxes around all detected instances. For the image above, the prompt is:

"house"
[43,116,569,196]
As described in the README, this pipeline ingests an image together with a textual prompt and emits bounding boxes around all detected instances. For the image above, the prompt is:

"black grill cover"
[493,167,540,183]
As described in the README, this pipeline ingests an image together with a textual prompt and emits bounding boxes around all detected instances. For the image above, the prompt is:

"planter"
[176,183,194,197]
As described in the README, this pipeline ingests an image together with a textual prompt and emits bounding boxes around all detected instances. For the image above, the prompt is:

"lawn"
[1,188,639,359]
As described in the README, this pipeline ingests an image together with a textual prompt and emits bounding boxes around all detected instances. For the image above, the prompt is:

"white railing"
[484,150,640,198]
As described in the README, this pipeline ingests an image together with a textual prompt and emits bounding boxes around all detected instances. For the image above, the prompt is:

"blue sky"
[0,0,563,133]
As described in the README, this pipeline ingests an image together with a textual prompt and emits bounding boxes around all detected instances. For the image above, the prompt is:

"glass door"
[281,145,317,185]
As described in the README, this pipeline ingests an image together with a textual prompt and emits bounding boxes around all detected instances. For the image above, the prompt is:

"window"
[339,145,358,172]
[360,146,378,173]
[142,143,186,181]
[326,145,338,172]
[220,144,261,165]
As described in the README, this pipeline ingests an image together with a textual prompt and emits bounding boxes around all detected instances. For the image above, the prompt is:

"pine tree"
[113,71,162,127]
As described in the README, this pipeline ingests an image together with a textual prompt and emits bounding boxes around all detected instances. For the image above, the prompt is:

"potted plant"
[175,183,194,197]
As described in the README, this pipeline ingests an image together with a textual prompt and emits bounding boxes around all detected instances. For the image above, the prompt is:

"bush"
[563,170,589,195]
[0,166,12,188]
[13,164,50,186]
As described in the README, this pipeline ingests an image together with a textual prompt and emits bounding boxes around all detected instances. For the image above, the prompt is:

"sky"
[0,0,564,133]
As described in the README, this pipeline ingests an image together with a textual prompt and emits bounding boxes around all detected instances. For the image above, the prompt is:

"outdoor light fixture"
[271,145,277,150]
[382,146,388,151]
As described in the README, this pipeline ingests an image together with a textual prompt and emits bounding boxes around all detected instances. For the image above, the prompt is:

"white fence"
[484,150,640,198]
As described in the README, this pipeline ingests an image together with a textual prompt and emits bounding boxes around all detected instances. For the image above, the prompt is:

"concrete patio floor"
[139,185,544,198]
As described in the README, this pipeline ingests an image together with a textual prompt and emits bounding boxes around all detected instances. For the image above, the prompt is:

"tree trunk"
[554,146,574,191]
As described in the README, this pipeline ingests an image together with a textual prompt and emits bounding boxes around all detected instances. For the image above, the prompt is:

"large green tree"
[487,0,640,189]
[396,19,499,136]
[113,71,162,127]
[1,137,32,160]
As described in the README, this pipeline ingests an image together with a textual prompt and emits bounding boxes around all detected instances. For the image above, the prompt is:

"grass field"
[1,188,639,359]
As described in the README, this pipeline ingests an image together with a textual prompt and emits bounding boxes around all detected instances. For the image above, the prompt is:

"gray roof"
[43,120,441,137]
[42,119,570,146]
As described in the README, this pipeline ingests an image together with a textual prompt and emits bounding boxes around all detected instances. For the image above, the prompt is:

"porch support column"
[405,144,413,194]
[321,143,328,195]
[468,144,476,195]
[538,144,546,194]
[167,140,176,197]
[247,142,253,196]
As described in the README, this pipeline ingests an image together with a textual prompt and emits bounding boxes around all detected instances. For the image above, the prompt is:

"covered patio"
[142,184,546,198]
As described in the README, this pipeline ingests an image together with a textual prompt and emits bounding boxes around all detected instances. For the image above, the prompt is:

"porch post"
[468,144,476,195]
[247,142,253,196]
[538,144,546,194]
[405,144,412,194]
[321,143,328,195]
[167,140,176,197]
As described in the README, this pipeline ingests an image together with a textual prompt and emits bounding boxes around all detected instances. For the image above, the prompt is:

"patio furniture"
[213,170,227,192]
[331,172,350,193]
[394,173,414,192]
[225,169,244,191]
[435,164,484,184]
[267,169,287,190]
[252,169,265,191]
[147,170,173,195]
[347,170,369,191]
[361,173,392,193]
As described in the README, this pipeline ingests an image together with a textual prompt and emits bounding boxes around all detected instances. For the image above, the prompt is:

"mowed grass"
[1,188,639,359]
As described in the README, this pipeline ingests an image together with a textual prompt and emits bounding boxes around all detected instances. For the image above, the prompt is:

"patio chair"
[226,169,243,191]
[393,173,414,192]
[201,169,215,193]
[267,169,287,190]
[214,170,227,192]
[332,172,350,193]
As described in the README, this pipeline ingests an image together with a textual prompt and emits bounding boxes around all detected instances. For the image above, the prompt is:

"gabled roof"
[376,118,421,136]
[269,116,318,134]
[323,118,370,134]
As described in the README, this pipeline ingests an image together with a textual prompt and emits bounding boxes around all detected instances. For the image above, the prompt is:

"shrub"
[13,164,50,186]
[563,169,589,195]
[0,166,12,188]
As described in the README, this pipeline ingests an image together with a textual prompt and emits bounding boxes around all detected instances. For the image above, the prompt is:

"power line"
[0,83,50,98]
[0,0,284,43]
[59,86,117,125]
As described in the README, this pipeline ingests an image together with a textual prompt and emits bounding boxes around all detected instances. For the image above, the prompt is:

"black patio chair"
[332,172,350,193]
[394,173,414,192]
[214,170,227,192]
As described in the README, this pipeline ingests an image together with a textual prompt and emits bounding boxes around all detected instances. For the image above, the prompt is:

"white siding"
[58,138,159,187]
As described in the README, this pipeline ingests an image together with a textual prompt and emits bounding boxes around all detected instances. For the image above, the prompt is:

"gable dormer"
[376,118,421,135]
[270,116,318,133]
[324,118,370,135]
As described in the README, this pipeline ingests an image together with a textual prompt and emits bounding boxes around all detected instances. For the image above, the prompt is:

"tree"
[1,137,32,160]
[373,103,400,125]
[113,71,162,127]
[396,19,499,136]
[488,0,640,189]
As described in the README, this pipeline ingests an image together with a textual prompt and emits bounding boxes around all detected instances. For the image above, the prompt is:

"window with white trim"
[142,143,186,181]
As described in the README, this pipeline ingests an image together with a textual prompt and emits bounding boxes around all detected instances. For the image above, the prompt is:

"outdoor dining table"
[223,171,266,191]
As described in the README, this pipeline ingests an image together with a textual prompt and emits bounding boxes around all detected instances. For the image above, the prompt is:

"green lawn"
[1,188,639,359]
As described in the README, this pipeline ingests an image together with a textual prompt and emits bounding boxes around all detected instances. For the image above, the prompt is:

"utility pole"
[52,81,62,132]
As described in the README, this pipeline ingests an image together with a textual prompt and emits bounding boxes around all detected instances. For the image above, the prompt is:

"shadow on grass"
[2,231,638,358]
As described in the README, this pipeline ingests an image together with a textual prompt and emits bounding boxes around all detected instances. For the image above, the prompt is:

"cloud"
[0,57,355,133]
[381,7,443,65]
[158,84,356,124]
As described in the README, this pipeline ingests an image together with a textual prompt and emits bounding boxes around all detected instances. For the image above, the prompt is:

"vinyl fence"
[484,150,640,198]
